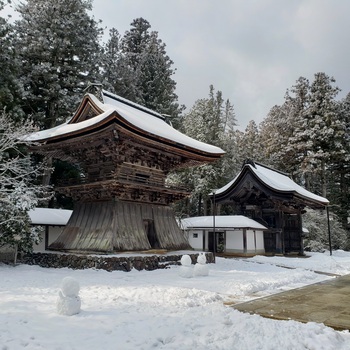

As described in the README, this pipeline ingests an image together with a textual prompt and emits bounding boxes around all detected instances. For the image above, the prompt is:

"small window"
[193,233,198,238]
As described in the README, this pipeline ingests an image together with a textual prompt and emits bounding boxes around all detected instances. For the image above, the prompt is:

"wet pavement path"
[232,274,350,331]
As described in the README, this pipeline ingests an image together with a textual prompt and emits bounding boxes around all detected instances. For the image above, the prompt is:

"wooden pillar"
[45,226,49,250]
[298,208,304,256]
[243,228,247,253]
[275,209,283,254]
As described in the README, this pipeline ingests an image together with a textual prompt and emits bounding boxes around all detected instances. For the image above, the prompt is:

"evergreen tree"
[101,27,137,99]
[329,94,350,228]
[237,120,264,164]
[14,0,103,129]
[102,18,182,126]
[0,1,22,118]
[260,77,311,176]
[171,85,237,217]
[259,73,348,233]
[290,73,340,196]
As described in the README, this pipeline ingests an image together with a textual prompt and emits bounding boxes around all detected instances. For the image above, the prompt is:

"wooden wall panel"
[49,200,190,253]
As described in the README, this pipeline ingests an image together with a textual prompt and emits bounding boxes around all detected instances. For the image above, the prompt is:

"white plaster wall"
[187,230,203,250]
[246,230,256,251]
[33,226,64,252]
[256,230,265,250]
[226,230,243,250]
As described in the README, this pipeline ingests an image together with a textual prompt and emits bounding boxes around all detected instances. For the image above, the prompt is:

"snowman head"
[197,253,206,265]
[61,276,80,297]
[180,254,192,267]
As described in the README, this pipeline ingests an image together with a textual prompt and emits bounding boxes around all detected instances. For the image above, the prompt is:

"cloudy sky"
[92,0,350,128]
[2,0,349,128]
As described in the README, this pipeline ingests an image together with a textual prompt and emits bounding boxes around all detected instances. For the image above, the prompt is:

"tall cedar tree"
[0,1,23,118]
[288,73,340,196]
[102,18,183,127]
[14,0,103,129]
[170,85,236,217]
[259,73,349,232]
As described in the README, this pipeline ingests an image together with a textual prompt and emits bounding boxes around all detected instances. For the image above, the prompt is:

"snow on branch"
[0,111,52,253]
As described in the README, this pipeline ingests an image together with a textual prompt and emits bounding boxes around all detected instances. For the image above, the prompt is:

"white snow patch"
[0,251,349,349]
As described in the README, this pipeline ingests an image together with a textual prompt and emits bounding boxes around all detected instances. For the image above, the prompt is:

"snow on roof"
[216,163,329,205]
[29,208,72,226]
[180,215,267,230]
[23,108,114,142]
[24,91,224,156]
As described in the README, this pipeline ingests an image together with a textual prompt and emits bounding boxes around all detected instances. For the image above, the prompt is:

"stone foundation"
[20,251,214,272]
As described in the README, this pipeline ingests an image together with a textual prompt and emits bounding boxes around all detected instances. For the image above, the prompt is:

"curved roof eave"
[24,93,225,159]
[214,163,329,207]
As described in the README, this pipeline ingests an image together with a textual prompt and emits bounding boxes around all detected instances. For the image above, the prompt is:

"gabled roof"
[180,215,267,230]
[214,161,329,208]
[24,90,224,157]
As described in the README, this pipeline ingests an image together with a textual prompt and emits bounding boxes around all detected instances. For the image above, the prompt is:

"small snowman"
[178,254,193,278]
[193,253,209,277]
[56,276,81,316]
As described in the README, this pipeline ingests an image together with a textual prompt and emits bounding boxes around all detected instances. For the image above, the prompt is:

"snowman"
[193,253,209,277]
[178,254,193,278]
[56,277,81,316]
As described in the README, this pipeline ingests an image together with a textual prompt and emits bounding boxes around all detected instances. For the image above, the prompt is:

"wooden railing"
[57,173,189,192]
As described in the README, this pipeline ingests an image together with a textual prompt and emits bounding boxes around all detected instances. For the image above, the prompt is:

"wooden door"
[283,214,301,253]
[143,219,159,249]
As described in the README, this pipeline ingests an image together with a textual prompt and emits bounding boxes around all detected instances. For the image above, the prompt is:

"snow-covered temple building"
[26,90,224,253]
[212,160,329,255]
[181,215,267,256]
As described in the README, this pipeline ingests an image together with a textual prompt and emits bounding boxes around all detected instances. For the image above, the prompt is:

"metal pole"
[213,191,216,261]
[326,206,332,256]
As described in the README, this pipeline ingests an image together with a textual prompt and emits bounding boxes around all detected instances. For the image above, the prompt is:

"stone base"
[20,251,214,272]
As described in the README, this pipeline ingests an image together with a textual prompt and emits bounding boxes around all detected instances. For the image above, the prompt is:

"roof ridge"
[244,159,290,177]
[102,90,165,121]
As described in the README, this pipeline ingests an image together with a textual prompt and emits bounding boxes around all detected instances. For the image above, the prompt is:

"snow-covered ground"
[1,251,350,350]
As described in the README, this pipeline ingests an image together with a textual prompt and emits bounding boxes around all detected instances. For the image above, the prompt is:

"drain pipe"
[212,191,216,262]
[326,206,332,256]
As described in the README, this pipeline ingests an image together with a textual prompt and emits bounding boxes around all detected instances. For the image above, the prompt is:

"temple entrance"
[283,214,302,253]
[143,219,159,249]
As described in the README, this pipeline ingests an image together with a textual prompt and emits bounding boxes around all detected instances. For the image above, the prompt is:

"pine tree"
[14,0,103,129]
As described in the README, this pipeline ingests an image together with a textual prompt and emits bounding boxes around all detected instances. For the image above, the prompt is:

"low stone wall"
[20,251,214,272]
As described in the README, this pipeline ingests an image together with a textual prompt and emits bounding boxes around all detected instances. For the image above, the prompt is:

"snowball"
[180,255,192,267]
[57,291,81,316]
[193,263,209,277]
[61,277,80,297]
[178,266,193,278]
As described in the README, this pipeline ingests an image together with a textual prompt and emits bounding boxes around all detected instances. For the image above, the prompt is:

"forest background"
[0,0,348,252]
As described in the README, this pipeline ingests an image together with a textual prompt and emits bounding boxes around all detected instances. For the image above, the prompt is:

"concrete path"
[232,274,350,331]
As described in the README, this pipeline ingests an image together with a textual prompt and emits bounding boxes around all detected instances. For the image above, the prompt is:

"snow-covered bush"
[0,111,51,254]
[303,208,349,251]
